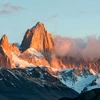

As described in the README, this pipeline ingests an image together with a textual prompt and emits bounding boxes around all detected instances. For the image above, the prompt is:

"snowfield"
[11,52,35,68]
[58,68,100,93]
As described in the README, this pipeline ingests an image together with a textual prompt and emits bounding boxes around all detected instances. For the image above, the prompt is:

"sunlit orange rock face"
[0,22,100,74]
[0,22,53,68]
[21,22,54,52]
[20,22,55,67]
[0,35,20,68]
[50,57,66,70]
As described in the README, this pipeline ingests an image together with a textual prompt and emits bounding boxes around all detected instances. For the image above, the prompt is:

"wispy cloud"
[0,2,24,15]
[48,14,59,20]
[41,14,59,22]
[3,2,10,8]
[0,10,10,14]
[11,6,23,11]
[79,10,88,14]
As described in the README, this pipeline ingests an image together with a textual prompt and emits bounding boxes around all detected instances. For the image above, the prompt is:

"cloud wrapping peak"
[53,35,100,61]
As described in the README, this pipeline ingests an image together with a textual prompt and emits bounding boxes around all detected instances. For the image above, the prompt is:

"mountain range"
[0,22,100,100]
[1,21,100,72]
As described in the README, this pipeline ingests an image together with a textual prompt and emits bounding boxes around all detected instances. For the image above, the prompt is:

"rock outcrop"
[20,22,54,53]
[20,22,54,67]
[0,34,20,68]
[59,88,100,100]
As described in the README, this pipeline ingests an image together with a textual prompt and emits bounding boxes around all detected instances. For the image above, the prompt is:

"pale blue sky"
[0,0,100,43]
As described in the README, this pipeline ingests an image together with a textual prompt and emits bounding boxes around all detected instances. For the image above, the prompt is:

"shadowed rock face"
[0,67,78,100]
[20,22,54,53]
[59,88,100,100]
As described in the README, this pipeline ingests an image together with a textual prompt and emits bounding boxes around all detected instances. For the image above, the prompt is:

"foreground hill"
[59,88,100,100]
[0,67,78,100]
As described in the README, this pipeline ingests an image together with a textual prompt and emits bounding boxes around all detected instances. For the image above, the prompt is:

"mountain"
[0,22,100,72]
[0,67,78,100]
[0,23,51,68]
[0,22,62,69]
[20,22,54,64]
[59,88,100,100]
[0,22,100,97]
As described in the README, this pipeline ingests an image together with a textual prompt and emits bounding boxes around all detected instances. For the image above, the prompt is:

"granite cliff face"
[0,34,20,68]
[20,22,54,66]
[0,22,53,68]
[0,22,54,69]
[20,22,54,53]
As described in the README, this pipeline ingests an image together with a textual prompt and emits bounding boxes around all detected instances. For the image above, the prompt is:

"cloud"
[53,36,72,56]
[41,14,59,22]
[0,10,10,14]
[53,35,100,61]
[79,10,88,14]
[3,2,10,8]
[50,14,59,19]
[11,6,23,11]
[0,2,24,15]
[48,14,59,20]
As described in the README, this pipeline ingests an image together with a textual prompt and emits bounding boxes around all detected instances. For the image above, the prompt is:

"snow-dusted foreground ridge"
[58,68,100,93]
[0,67,78,100]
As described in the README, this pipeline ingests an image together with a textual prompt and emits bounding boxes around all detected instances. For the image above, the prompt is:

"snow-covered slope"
[11,52,35,68]
[58,68,99,93]
[11,48,49,68]
[82,73,100,92]
[27,48,44,58]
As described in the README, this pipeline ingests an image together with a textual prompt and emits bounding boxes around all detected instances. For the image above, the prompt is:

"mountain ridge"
[0,67,78,100]
[0,22,100,74]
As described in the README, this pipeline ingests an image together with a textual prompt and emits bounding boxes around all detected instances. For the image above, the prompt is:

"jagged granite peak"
[0,34,20,54]
[0,34,9,49]
[35,21,46,30]
[0,34,21,68]
[20,22,54,52]
[0,34,8,43]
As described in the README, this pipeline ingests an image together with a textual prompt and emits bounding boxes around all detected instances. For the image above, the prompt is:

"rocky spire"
[20,22,54,52]
[0,34,21,68]
[0,34,9,49]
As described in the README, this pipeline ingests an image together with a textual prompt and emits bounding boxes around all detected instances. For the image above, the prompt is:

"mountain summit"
[0,35,20,68]
[20,22,54,53]
[0,34,9,49]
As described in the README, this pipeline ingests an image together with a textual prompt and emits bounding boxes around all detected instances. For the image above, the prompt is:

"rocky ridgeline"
[0,22,100,75]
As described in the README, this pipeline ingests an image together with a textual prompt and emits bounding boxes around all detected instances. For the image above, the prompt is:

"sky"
[0,0,100,43]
